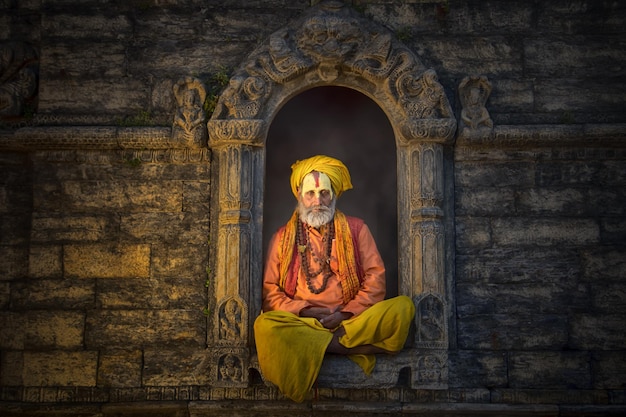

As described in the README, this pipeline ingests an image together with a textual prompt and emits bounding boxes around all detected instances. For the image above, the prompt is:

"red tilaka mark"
[312,171,320,188]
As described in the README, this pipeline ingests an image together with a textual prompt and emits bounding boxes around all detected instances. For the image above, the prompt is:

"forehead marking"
[312,171,320,188]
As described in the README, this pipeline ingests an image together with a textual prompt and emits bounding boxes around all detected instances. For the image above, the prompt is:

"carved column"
[207,119,265,387]
[398,119,455,389]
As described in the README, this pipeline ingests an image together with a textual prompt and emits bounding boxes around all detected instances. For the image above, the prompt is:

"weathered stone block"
[85,310,205,349]
[0,281,9,309]
[39,41,128,79]
[31,215,112,242]
[570,314,626,350]
[11,278,95,309]
[448,350,508,388]
[419,36,522,75]
[0,312,26,349]
[22,351,98,387]
[0,214,30,245]
[143,348,211,386]
[0,246,28,279]
[96,277,205,309]
[38,78,149,114]
[492,218,599,247]
[581,247,626,282]
[56,180,182,213]
[525,38,626,79]
[457,314,568,350]
[455,161,534,188]
[488,79,535,113]
[593,351,626,389]
[97,350,142,388]
[0,351,23,386]
[64,243,151,279]
[455,247,581,284]
[28,245,62,278]
[25,311,85,349]
[590,282,626,314]
[454,216,492,252]
[508,352,591,389]
[41,12,132,40]
[517,188,587,216]
[151,243,208,278]
[457,280,589,316]
[455,187,516,216]
[183,181,211,213]
[120,212,208,244]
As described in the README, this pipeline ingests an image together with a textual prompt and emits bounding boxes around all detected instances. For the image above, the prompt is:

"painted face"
[300,171,333,208]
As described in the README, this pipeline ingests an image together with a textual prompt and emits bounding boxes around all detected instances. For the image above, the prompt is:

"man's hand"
[299,306,332,321]
[319,311,353,329]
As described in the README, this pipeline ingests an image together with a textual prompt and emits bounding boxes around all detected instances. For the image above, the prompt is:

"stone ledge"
[1,123,624,151]
[457,124,626,148]
[2,401,625,416]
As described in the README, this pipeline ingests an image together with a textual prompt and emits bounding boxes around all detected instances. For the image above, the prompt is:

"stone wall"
[1,0,625,416]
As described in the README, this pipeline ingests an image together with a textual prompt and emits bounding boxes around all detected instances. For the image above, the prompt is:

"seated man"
[254,155,415,402]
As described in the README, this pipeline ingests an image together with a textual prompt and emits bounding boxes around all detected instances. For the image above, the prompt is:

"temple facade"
[1,1,625,415]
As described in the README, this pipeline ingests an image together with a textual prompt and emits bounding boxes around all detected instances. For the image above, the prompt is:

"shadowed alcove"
[263,86,398,297]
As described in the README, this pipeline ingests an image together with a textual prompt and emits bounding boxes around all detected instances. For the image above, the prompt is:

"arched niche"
[264,86,398,297]
[207,0,456,389]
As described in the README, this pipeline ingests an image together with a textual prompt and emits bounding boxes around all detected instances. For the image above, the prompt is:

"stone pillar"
[207,119,265,387]
[398,119,455,389]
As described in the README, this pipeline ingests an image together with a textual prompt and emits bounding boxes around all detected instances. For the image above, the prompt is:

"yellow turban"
[290,155,353,199]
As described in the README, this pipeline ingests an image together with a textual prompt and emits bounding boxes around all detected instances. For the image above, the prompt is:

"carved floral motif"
[209,1,455,139]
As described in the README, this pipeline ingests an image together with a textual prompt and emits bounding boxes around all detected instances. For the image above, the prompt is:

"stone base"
[2,401,625,417]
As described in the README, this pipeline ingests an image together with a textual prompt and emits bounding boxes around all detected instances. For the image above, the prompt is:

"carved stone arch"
[207,0,456,389]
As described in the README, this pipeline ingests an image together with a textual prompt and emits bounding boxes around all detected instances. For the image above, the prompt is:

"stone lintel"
[457,123,626,148]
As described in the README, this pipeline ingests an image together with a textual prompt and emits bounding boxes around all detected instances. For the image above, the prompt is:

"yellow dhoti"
[253,295,415,402]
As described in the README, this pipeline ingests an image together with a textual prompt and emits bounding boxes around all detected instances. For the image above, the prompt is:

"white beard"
[298,198,336,228]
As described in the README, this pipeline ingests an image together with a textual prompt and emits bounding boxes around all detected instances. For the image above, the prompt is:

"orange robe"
[255,218,415,402]
[262,221,386,316]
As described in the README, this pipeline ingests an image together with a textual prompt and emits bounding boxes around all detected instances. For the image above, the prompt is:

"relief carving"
[415,352,447,387]
[398,69,453,120]
[459,75,493,133]
[171,77,207,148]
[209,0,455,140]
[218,353,243,383]
[416,293,446,345]
[215,75,267,119]
[0,42,38,119]
[256,28,313,84]
[218,298,244,342]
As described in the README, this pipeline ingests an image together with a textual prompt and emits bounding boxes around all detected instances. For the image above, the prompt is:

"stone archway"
[207,0,456,389]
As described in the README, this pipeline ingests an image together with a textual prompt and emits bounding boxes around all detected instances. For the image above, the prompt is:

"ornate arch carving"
[207,0,456,389]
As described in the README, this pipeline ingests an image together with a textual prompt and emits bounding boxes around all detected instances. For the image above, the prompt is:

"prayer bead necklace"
[296,219,334,294]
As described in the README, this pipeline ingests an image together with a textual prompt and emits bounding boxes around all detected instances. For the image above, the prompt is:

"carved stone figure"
[219,298,243,341]
[171,77,207,147]
[0,42,38,119]
[459,75,493,132]
[218,353,243,382]
[417,294,445,342]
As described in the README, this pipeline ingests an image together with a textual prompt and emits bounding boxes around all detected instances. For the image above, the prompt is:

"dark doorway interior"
[264,86,398,297]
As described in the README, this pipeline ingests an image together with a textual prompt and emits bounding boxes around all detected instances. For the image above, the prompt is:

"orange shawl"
[277,210,363,304]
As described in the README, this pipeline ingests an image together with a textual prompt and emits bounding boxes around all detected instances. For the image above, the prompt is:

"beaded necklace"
[296,219,335,294]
